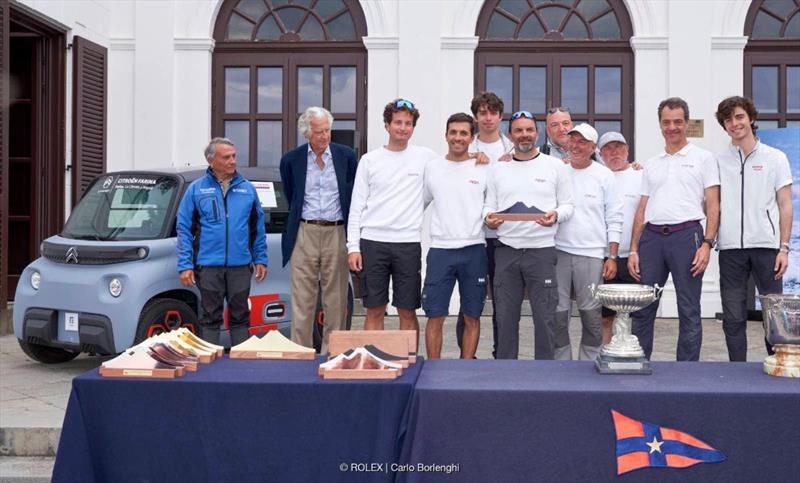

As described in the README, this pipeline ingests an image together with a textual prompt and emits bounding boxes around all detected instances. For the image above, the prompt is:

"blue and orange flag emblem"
[612,410,725,475]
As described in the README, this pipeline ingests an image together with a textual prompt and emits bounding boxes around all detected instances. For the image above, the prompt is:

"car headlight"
[109,278,122,297]
[31,271,41,290]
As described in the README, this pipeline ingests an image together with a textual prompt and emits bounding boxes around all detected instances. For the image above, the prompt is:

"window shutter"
[72,35,106,204]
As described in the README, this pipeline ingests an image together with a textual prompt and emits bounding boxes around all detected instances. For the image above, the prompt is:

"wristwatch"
[702,239,716,249]
[780,242,791,253]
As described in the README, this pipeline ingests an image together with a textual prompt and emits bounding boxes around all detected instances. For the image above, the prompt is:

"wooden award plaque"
[328,330,417,364]
[493,213,545,221]
[100,351,181,379]
[229,331,315,360]
[318,347,403,379]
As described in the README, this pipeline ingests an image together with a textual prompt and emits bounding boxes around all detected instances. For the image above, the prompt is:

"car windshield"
[62,174,179,241]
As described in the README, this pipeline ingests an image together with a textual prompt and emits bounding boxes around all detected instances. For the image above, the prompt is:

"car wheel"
[135,298,199,344]
[313,284,354,353]
[17,339,80,364]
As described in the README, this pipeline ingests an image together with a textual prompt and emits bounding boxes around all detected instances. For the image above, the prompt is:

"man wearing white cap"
[597,132,642,344]
[553,123,623,360]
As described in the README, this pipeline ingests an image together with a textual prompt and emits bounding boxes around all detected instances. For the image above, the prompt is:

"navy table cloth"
[52,358,799,482]
[52,356,423,483]
[397,360,800,483]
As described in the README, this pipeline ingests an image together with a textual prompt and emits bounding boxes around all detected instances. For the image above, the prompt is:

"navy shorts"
[422,244,487,318]
[601,257,636,317]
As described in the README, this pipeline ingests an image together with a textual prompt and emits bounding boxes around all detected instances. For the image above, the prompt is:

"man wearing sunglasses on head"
[347,99,438,337]
[484,111,574,359]
[542,107,573,161]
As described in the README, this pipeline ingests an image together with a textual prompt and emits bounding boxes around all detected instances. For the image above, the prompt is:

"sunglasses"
[547,107,570,114]
[511,110,536,121]
[394,99,415,109]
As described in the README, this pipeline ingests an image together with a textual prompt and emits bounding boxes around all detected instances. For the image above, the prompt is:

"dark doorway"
[2,4,65,302]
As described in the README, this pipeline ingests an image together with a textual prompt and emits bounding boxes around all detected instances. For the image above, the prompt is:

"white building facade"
[3,0,798,316]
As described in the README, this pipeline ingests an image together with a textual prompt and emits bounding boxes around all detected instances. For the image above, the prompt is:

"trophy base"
[596,354,652,375]
[763,345,800,378]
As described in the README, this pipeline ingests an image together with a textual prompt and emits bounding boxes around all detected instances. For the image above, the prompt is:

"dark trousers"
[456,239,498,357]
[493,245,557,360]
[196,265,252,345]
[719,248,781,361]
[632,224,704,361]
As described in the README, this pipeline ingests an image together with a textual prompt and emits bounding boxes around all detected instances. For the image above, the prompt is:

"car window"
[63,174,179,241]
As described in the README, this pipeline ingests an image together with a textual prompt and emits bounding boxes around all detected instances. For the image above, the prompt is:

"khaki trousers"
[290,222,348,353]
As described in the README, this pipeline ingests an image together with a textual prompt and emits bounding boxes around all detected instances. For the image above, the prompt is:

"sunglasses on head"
[394,99,415,110]
[511,110,535,121]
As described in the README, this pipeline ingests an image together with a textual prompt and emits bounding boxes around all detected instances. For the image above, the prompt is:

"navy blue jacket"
[279,142,358,266]
[176,168,268,271]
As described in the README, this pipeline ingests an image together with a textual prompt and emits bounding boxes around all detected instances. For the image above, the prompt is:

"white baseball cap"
[568,123,598,144]
[598,131,628,150]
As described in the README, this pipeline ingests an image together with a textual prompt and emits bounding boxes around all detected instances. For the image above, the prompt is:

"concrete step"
[0,456,54,483]
[0,429,60,457]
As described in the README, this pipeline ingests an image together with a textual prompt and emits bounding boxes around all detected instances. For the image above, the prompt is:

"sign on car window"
[252,181,278,208]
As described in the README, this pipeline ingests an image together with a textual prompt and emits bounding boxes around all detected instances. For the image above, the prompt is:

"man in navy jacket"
[177,138,268,346]
[280,107,357,352]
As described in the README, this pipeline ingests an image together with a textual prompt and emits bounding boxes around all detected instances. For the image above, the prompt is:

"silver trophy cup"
[759,294,800,378]
[590,283,663,374]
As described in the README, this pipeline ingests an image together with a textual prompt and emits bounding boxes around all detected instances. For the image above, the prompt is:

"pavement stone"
[0,456,53,483]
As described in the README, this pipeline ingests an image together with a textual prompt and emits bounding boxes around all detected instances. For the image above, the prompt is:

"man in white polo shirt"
[423,113,489,359]
[553,124,623,361]
[347,99,438,335]
[628,97,720,361]
[597,132,643,345]
[484,111,574,359]
[714,95,793,361]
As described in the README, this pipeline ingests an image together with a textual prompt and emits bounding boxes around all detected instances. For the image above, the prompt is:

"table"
[398,360,800,483]
[52,356,423,483]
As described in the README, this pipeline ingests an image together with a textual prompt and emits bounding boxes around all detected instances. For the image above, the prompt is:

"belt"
[301,219,343,226]
[645,220,700,235]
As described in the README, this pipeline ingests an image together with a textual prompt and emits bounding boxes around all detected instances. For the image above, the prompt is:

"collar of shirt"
[307,144,333,168]
[472,134,512,153]
[728,139,761,157]
[659,142,693,158]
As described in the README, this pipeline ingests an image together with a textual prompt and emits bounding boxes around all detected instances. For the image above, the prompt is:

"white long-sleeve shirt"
[613,168,643,258]
[472,134,513,240]
[483,153,574,249]
[423,157,488,249]
[555,162,624,259]
[347,145,437,253]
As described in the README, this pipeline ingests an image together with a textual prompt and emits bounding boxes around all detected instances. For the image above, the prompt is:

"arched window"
[744,0,800,128]
[212,0,368,168]
[475,0,634,150]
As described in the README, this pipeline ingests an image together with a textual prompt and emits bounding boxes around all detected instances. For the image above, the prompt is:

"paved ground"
[0,312,769,481]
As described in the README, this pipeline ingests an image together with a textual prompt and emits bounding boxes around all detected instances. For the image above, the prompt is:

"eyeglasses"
[511,110,535,121]
[547,107,570,114]
[394,99,415,110]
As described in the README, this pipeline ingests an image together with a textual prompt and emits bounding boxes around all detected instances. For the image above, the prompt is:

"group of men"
[176,91,793,363]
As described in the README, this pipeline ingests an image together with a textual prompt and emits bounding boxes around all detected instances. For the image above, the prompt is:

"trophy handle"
[589,283,597,298]
[653,283,664,299]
